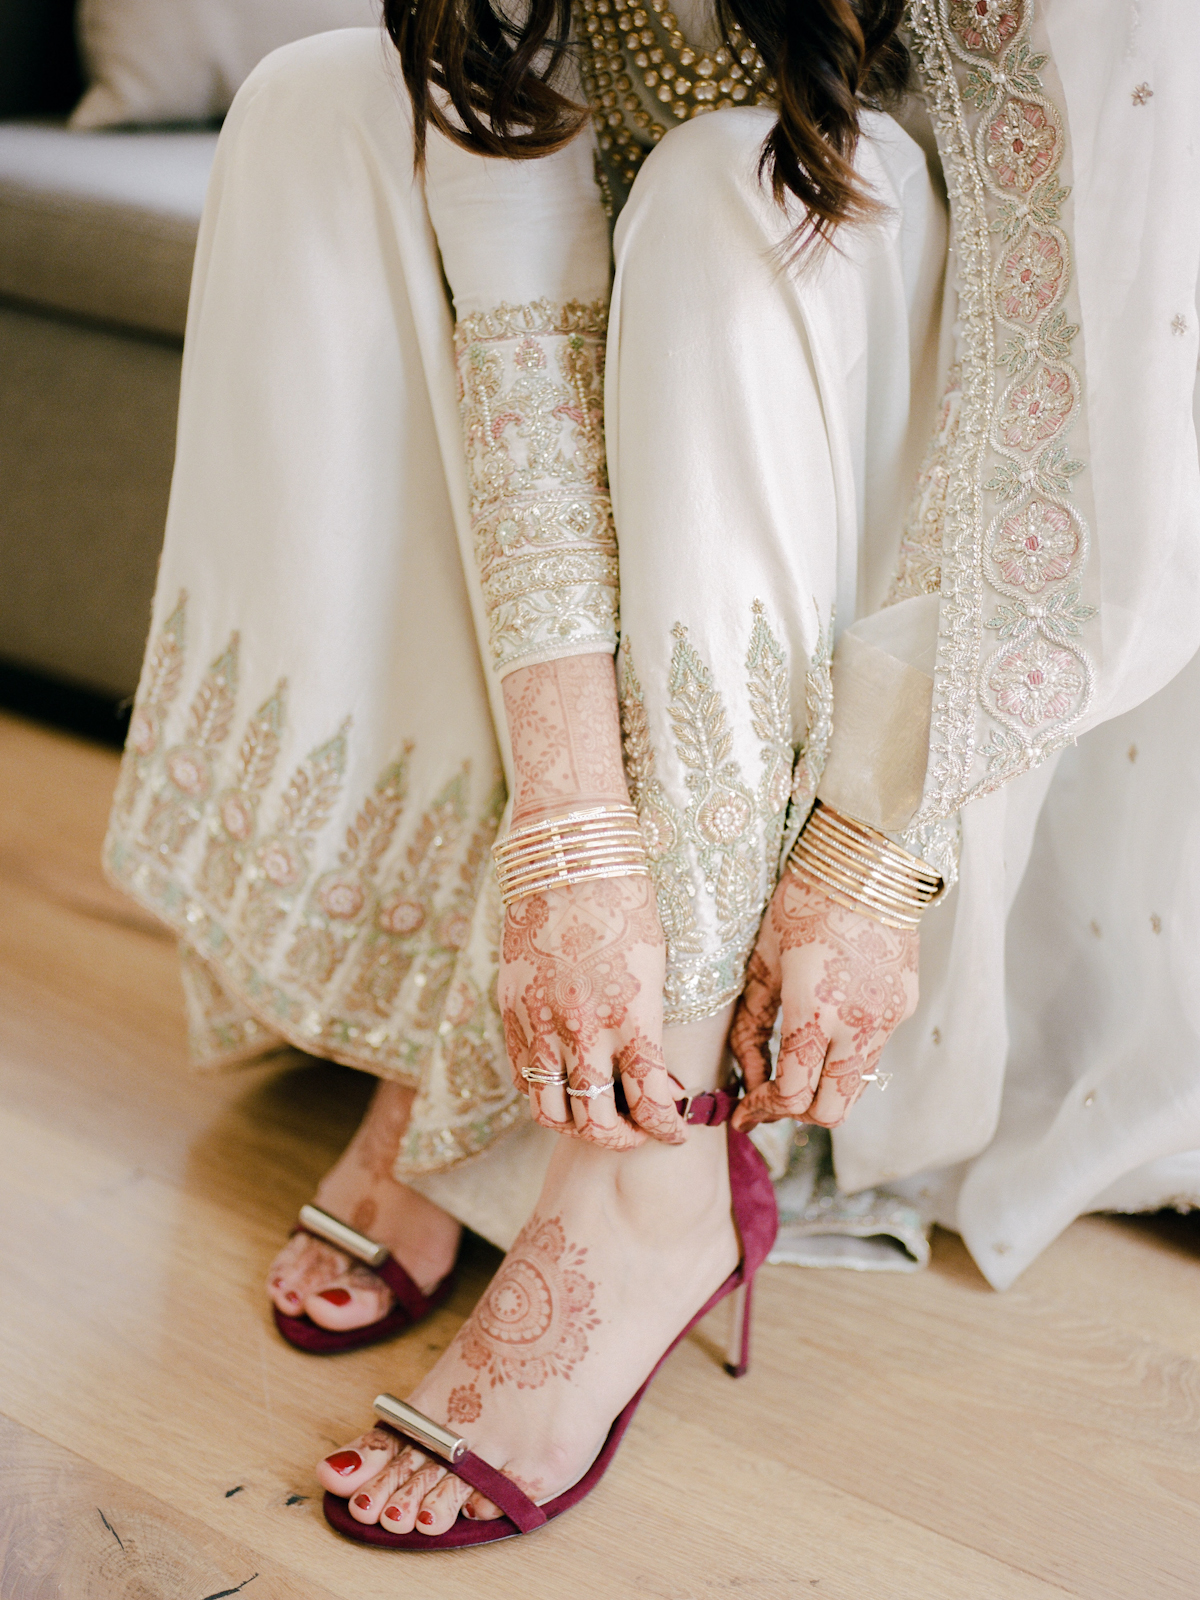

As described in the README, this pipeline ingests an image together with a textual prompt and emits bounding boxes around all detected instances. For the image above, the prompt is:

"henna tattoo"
[453,1213,599,1394]
[503,655,628,822]
[351,1198,378,1235]
[446,1385,483,1425]
[613,1028,684,1143]
[352,1079,413,1182]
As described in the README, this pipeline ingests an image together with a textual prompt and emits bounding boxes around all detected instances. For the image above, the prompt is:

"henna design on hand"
[613,1028,685,1144]
[732,875,918,1130]
[503,655,628,823]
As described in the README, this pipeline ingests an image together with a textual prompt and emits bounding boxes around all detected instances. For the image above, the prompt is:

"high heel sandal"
[322,1087,777,1547]
[273,1204,456,1354]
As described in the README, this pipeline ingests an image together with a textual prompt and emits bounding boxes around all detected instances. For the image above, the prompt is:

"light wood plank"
[2,709,1198,1600]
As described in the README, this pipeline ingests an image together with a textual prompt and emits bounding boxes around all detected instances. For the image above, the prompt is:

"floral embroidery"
[984,97,1058,193]
[987,636,1086,727]
[995,229,1065,324]
[620,603,828,1026]
[105,608,517,1173]
[456,299,618,673]
[904,0,1097,816]
[989,499,1078,592]
[949,0,1021,55]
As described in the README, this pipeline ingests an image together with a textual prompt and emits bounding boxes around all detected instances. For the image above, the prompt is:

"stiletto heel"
[324,1085,778,1549]
[724,1280,753,1378]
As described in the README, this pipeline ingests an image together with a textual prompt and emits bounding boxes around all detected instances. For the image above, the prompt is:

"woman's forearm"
[502,652,630,827]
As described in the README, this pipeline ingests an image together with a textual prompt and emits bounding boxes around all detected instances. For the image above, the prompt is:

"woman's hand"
[730,872,918,1131]
[496,652,683,1148]
[499,873,685,1148]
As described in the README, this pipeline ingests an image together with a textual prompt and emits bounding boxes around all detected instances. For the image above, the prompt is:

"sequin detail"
[905,0,1097,817]
[456,299,618,673]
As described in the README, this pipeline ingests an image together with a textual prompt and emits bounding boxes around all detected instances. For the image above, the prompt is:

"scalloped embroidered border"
[907,0,1098,825]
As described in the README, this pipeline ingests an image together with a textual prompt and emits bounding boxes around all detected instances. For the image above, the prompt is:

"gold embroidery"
[178,942,284,1070]
[284,750,412,996]
[906,0,1097,820]
[113,589,187,825]
[196,681,287,909]
[140,632,239,861]
[239,722,349,963]
[886,372,962,605]
[780,606,834,869]
[457,298,618,672]
[621,602,820,1026]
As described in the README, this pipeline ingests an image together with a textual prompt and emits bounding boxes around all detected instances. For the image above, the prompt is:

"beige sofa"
[0,2,217,722]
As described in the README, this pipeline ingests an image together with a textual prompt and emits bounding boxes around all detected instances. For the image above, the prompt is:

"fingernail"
[418,1510,435,1525]
[318,1287,352,1306]
[324,1450,362,1475]
[384,1506,403,1521]
[354,1494,372,1509]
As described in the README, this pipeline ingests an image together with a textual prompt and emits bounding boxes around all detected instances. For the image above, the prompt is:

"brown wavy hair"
[386,1,910,243]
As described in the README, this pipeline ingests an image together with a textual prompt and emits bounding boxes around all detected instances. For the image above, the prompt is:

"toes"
[303,1264,393,1330]
[268,1235,347,1315]
[377,1461,447,1534]
[346,1446,428,1524]
[463,1490,504,1521]
[315,1426,398,1496]
[415,1471,473,1534]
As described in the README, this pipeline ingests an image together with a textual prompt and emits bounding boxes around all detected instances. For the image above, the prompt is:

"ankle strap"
[674,1088,739,1127]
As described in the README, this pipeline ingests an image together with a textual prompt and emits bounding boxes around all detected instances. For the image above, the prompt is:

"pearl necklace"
[579,0,772,197]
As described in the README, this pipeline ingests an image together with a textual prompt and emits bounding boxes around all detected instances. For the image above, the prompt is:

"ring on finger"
[524,1066,568,1086]
[566,1080,615,1100]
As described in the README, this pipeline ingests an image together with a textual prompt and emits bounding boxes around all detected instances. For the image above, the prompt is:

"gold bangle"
[493,803,650,906]
[787,800,941,930]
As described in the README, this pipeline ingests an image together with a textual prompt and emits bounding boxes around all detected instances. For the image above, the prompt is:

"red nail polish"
[418,1510,435,1525]
[384,1506,402,1521]
[325,1450,362,1475]
[354,1494,371,1509]
[318,1287,352,1306]
[463,1504,475,1518]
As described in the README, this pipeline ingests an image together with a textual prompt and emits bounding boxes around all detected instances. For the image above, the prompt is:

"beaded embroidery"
[456,299,618,673]
[905,0,1097,821]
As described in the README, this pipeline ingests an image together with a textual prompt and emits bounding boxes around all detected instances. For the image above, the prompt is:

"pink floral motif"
[316,875,365,920]
[991,500,1077,592]
[166,746,211,798]
[985,99,1058,193]
[219,791,255,842]
[997,365,1072,451]
[435,907,472,951]
[949,0,1022,53]
[997,230,1065,324]
[258,837,303,888]
[378,895,425,935]
[638,804,678,860]
[988,638,1085,727]
[128,707,158,756]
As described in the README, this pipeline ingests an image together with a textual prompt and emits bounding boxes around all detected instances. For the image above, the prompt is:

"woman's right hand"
[498,872,685,1149]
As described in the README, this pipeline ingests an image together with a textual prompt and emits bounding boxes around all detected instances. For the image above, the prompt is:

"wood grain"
[1,710,1198,1599]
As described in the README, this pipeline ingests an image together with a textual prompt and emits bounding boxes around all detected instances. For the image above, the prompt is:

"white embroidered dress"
[104,1,1200,1286]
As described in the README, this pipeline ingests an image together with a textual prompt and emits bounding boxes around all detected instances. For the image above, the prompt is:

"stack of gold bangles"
[788,800,942,929]
[492,802,649,906]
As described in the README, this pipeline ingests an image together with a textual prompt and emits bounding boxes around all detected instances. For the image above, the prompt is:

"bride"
[104,0,1200,1546]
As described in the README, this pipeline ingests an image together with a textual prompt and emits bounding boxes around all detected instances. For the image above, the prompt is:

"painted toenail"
[418,1511,435,1525]
[325,1451,362,1475]
[463,1505,475,1518]
[318,1287,352,1306]
[354,1494,371,1509]
[384,1506,403,1521]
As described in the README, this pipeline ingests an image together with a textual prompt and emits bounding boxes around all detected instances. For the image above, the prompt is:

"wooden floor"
[2,709,1199,1600]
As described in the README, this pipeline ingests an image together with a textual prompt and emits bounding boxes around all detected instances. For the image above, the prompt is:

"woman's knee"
[225,26,401,151]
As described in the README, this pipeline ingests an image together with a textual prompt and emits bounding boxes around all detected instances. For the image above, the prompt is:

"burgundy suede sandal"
[273,1204,456,1354]
[322,1088,777,1548]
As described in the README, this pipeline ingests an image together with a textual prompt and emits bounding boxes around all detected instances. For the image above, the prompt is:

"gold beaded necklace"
[579,0,773,203]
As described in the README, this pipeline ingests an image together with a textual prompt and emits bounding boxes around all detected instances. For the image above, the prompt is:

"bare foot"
[267,1079,461,1331]
[316,1115,739,1531]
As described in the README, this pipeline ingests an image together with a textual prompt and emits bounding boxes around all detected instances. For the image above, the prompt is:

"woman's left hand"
[729,872,919,1130]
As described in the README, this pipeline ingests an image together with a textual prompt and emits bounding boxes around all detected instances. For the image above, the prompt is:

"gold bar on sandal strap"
[374,1393,467,1463]
[298,1204,389,1268]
